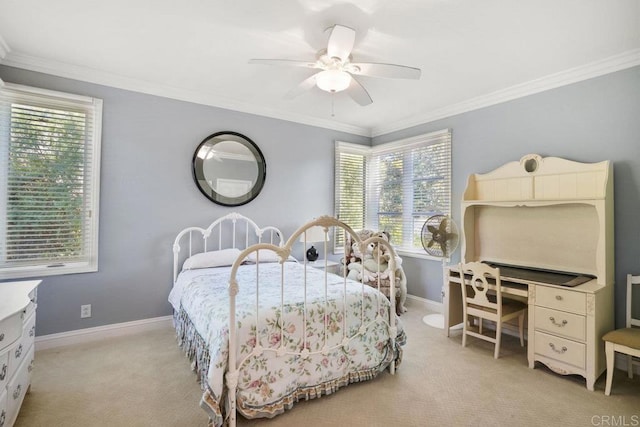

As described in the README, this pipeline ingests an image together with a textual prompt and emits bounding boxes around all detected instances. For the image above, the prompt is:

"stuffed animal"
[343,229,408,314]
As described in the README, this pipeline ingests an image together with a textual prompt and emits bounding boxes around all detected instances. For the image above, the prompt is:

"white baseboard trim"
[33,296,439,351]
[408,292,640,374]
[35,315,174,351]
[34,307,640,376]
[406,293,442,313]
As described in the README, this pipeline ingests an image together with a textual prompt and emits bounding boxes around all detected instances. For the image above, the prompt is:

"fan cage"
[420,215,459,259]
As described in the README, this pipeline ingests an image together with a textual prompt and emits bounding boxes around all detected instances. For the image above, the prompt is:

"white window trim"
[335,129,451,256]
[333,141,369,253]
[0,82,102,279]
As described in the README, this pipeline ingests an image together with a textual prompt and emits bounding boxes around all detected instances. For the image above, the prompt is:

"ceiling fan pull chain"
[331,93,335,117]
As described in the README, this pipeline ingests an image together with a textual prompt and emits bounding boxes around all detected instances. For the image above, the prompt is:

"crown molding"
[2,46,638,139]
[0,51,371,137]
[371,49,640,138]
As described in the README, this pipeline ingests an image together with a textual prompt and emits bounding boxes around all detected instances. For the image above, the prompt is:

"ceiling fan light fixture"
[315,70,351,93]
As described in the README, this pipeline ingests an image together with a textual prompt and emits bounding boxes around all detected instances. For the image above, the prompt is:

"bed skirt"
[173,309,406,426]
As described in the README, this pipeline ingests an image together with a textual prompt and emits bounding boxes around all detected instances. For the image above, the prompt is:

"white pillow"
[246,249,288,263]
[182,248,242,270]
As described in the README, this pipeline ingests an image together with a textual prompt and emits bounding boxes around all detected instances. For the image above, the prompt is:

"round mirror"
[192,132,266,206]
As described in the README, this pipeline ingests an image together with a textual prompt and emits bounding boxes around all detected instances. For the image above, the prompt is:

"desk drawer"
[534,306,586,341]
[535,286,586,315]
[534,331,585,369]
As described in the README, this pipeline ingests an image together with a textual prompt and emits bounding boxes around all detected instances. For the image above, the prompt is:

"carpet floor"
[15,299,640,426]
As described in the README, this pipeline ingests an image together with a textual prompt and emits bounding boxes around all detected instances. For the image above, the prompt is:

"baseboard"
[35,307,640,376]
[406,293,442,313]
[34,296,438,351]
[410,293,640,374]
[35,315,173,351]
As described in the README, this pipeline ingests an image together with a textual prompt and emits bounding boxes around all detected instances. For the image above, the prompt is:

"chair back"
[628,274,640,328]
[460,262,502,315]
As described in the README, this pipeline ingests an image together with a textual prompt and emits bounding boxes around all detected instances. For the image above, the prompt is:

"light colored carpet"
[16,299,640,426]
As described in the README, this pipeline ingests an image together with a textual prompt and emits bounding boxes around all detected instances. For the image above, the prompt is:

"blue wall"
[0,65,369,335]
[1,64,638,334]
[374,66,640,328]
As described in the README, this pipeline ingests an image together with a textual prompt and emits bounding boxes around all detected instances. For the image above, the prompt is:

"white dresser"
[0,280,40,427]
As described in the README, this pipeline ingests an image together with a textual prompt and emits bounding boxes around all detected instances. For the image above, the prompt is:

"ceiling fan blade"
[249,59,319,69]
[326,25,355,62]
[350,62,421,80]
[284,74,318,99]
[345,76,372,106]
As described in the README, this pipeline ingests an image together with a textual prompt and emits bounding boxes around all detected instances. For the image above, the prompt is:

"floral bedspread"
[172,262,405,426]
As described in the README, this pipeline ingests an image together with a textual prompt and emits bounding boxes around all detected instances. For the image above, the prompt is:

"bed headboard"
[172,212,283,283]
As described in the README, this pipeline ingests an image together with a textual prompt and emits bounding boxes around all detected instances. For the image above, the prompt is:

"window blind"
[368,130,451,253]
[334,129,451,255]
[334,142,367,251]
[0,83,102,278]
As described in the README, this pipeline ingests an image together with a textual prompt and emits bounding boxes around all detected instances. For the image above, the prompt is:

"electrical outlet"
[80,304,92,318]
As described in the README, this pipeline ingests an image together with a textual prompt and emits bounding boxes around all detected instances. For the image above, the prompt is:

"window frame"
[0,81,102,279]
[333,141,368,251]
[335,129,451,259]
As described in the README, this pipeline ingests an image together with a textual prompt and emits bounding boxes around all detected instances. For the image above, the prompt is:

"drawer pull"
[549,343,568,354]
[13,383,22,399]
[0,364,6,380]
[28,359,34,372]
[0,333,4,342]
[1,409,5,427]
[555,295,563,301]
[29,325,35,337]
[15,343,23,359]
[549,317,568,327]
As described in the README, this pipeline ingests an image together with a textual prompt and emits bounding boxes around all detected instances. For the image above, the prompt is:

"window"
[0,82,102,279]
[334,143,367,248]
[335,129,451,255]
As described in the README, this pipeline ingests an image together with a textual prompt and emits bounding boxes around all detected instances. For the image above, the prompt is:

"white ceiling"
[0,0,638,137]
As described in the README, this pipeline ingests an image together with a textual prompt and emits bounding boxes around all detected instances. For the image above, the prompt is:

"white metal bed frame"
[172,213,399,427]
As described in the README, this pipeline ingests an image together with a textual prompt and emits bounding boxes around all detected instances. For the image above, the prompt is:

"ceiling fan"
[249,25,421,106]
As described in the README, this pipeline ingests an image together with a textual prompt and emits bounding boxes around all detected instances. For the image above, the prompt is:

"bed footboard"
[225,216,401,427]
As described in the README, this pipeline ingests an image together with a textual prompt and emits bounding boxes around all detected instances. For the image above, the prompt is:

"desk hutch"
[445,154,614,390]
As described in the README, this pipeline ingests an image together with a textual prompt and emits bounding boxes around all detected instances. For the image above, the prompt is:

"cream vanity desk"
[444,154,614,391]
[0,280,40,427]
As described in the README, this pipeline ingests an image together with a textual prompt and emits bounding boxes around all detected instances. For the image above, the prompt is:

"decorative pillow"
[246,249,287,263]
[182,248,242,270]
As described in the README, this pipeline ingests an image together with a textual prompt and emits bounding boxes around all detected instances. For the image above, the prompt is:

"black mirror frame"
[192,131,266,207]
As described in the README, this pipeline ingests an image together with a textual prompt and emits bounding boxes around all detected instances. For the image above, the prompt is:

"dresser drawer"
[535,286,586,315]
[7,313,35,382]
[534,306,586,341]
[6,345,34,427]
[0,350,8,390]
[21,301,36,323]
[0,388,7,427]
[534,331,585,369]
[0,313,22,354]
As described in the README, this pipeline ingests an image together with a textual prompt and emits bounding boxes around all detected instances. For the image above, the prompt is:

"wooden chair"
[460,262,527,359]
[602,274,640,395]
